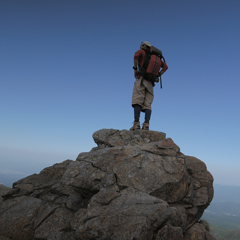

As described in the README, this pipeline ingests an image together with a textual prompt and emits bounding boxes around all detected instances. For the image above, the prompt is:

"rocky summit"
[0,129,214,240]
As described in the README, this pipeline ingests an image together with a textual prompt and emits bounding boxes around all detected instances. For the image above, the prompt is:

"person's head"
[140,41,151,50]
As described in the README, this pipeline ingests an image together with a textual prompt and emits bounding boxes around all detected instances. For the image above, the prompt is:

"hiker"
[130,41,168,130]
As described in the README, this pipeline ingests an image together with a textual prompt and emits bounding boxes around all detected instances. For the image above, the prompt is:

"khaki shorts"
[132,76,154,111]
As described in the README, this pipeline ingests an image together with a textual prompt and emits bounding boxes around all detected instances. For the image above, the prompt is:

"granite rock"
[0,129,214,240]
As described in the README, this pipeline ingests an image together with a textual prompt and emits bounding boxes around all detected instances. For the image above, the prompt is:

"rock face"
[0,129,214,240]
[0,184,10,203]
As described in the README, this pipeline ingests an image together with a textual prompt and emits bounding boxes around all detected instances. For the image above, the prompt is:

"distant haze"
[1,0,240,187]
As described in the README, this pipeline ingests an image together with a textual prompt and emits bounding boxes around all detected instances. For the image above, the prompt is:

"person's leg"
[130,104,141,130]
[142,81,154,130]
[134,104,142,122]
[144,109,151,123]
[130,78,145,130]
[132,77,145,109]
[142,109,151,130]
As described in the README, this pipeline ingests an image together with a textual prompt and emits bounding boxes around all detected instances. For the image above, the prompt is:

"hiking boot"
[130,122,140,130]
[142,122,149,130]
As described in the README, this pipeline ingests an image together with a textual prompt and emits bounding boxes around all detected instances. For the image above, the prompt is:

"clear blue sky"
[1,0,240,186]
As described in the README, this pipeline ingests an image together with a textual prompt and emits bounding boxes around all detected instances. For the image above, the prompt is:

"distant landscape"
[202,184,240,240]
[0,173,28,187]
[1,175,240,239]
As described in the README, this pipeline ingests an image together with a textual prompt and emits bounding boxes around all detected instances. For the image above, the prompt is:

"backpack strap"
[139,50,151,86]
[147,55,159,86]
[151,55,158,76]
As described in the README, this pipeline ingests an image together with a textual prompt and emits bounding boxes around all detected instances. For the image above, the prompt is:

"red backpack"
[139,46,166,88]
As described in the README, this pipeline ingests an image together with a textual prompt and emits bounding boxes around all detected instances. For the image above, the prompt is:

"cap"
[141,41,151,47]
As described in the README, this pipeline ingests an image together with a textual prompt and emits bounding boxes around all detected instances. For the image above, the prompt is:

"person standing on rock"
[130,41,168,130]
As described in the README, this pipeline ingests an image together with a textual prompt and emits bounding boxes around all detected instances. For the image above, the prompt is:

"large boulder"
[0,129,214,240]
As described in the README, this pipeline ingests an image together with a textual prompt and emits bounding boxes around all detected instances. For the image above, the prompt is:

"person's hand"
[134,70,140,79]
[158,70,164,77]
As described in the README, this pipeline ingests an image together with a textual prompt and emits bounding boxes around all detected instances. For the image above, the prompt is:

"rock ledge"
[0,129,214,240]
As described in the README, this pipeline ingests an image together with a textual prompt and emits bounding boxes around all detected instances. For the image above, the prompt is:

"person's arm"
[133,50,142,78]
[133,58,138,69]
[158,62,168,76]
[133,58,139,78]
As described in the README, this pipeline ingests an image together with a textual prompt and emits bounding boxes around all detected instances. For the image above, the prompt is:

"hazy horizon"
[1,0,240,187]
